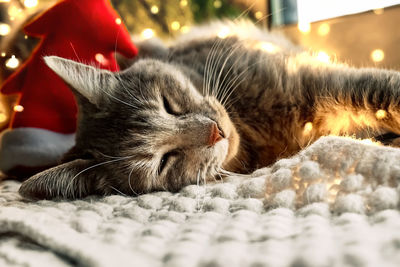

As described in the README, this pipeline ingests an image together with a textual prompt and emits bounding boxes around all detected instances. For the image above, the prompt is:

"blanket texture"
[1,136,400,267]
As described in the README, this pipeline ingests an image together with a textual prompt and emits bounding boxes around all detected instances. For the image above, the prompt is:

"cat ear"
[19,159,106,200]
[44,56,117,106]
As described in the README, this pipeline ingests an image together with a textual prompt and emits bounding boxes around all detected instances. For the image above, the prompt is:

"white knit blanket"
[1,136,400,267]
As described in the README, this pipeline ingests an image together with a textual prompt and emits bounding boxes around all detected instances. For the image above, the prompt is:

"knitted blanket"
[1,136,400,267]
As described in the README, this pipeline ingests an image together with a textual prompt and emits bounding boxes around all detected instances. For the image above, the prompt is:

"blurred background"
[0,0,399,130]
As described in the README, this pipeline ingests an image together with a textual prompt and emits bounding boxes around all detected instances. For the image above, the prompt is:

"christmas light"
[180,0,188,7]
[180,25,190,33]
[255,11,263,20]
[5,55,19,69]
[115,18,122,25]
[303,122,313,135]
[171,21,180,31]
[213,0,222,8]
[375,109,387,119]
[0,23,10,36]
[317,23,330,36]
[24,35,28,39]
[298,22,311,34]
[217,27,230,39]
[0,113,6,123]
[150,5,159,14]
[256,42,280,54]
[141,28,154,39]
[24,0,38,8]
[371,49,384,62]
[1,52,5,57]
[8,5,22,18]
[13,105,24,112]
[316,51,330,63]
[95,53,109,65]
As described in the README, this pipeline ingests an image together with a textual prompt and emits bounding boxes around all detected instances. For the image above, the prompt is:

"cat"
[19,20,400,200]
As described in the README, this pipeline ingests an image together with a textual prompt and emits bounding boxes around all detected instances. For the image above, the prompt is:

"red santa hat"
[0,0,137,177]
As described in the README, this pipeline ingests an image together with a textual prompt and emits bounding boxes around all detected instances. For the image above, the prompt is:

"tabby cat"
[19,20,400,199]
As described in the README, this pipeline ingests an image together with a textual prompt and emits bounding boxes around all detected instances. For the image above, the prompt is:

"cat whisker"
[66,156,133,198]
[128,166,139,196]
[109,185,128,197]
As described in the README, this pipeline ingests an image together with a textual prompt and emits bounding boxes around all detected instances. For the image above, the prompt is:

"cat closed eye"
[158,150,178,175]
[162,96,180,115]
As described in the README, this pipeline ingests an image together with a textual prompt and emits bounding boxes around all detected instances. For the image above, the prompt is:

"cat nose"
[208,122,225,146]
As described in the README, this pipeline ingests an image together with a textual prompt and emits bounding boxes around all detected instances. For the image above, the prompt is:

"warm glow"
[141,28,154,39]
[371,49,384,62]
[0,113,6,123]
[373,8,384,14]
[13,105,24,112]
[1,52,5,57]
[24,0,38,8]
[298,22,311,33]
[180,0,188,7]
[0,0,10,3]
[256,42,280,54]
[95,53,110,65]
[303,122,313,134]
[217,27,230,39]
[375,109,387,119]
[115,18,122,25]
[317,23,330,36]
[180,25,190,33]
[8,5,22,18]
[213,0,222,8]
[150,5,159,14]
[0,23,10,36]
[255,11,263,20]
[316,51,330,63]
[5,55,19,69]
[171,21,181,31]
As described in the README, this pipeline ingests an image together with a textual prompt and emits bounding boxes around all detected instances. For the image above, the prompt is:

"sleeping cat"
[19,20,400,199]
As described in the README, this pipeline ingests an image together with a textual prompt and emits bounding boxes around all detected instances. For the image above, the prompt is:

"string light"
[316,51,330,63]
[213,0,222,8]
[180,25,190,33]
[217,27,230,39]
[317,23,330,36]
[150,5,159,14]
[115,18,122,25]
[140,28,154,39]
[298,22,311,34]
[8,5,23,18]
[13,105,24,112]
[303,122,313,135]
[1,52,5,57]
[171,21,180,31]
[0,23,10,36]
[23,0,38,8]
[375,109,387,119]
[24,35,28,39]
[255,11,263,20]
[180,0,188,7]
[5,55,19,69]
[371,49,384,62]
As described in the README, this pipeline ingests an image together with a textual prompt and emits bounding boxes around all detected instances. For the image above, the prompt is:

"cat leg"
[295,63,400,139]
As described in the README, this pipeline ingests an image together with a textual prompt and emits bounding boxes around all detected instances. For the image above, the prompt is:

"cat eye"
[158,151,178,175]
[162,96,179,115]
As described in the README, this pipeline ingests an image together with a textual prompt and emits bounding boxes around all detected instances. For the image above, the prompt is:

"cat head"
[19,56,239,199]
